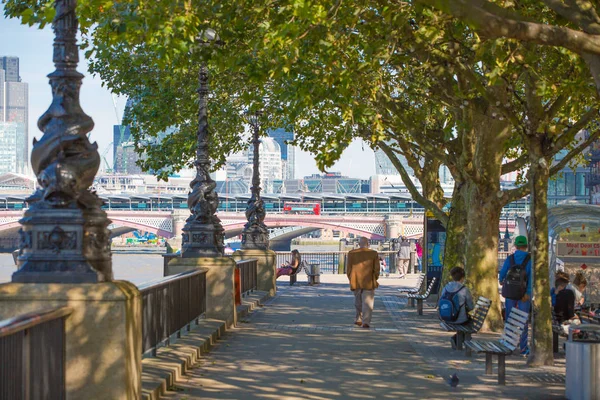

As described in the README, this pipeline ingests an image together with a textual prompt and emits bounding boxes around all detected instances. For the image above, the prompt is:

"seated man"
[439,266,474,349]
[551,271,570,307]
[555,274,581,335]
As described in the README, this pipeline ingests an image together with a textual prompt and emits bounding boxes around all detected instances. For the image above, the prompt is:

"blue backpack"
[439,285,465,322]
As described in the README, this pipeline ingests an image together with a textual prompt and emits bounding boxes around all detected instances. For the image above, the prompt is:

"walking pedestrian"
[397,236,411,278]
[499,235,532,356]
[347,237,380,328]
[379,257,389,277]
[415,237,423,272]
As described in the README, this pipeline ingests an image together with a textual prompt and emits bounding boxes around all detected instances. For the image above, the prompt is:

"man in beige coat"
[347,237,380,328]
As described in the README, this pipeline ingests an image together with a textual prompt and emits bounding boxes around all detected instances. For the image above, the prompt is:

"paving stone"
[159,274,565,399]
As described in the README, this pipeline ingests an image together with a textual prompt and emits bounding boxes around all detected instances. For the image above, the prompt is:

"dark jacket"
[555,288,576,323]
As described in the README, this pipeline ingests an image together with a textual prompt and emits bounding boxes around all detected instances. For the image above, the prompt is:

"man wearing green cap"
[499,235,532,356]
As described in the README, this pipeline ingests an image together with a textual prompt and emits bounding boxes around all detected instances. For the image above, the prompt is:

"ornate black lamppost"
[181,32,225,258]
[241,111,269,250]
[13,0,112,283]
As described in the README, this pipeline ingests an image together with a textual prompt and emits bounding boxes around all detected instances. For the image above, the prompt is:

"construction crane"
[112,94,128,173]
[100,142,113,173]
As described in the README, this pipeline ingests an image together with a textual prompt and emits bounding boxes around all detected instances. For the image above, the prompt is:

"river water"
[0,253,164,286]
[0,244,340,286]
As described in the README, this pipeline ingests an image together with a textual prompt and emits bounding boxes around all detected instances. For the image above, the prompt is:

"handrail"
[0,307,72,338]
[139,268,207,356]
[236,259,258,299]
[138,268,204,291]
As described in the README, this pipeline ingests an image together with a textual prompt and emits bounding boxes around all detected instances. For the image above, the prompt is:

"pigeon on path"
[447,373,459,388]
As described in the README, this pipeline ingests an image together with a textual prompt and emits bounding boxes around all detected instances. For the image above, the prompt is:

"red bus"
[283,202,321,215]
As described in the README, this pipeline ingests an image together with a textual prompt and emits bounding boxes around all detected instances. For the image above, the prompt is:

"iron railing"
[139,269,207,356]
[276,251,397,274]
[236,259,258,296]
[0,307,72,400]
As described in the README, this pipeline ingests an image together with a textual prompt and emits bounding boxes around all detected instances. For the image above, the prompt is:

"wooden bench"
[440,296,491,352]
[289,262,321,286]
[578,311,600,325]
[397,273,426,296]
[407,277,437,316]
[464,307,529,385]
[552,311,567,353]
[289,266,300,286]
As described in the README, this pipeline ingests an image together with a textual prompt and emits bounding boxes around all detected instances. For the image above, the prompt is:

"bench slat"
[507,308,529,321]
[500,333,520,348]
[398,274,425,293]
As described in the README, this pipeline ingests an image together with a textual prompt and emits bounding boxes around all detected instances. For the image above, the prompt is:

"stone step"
[141,291,270,400]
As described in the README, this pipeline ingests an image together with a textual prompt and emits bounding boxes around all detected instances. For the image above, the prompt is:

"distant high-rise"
[374,147,413,176]
[0,56,28,175]
[113,98,175,174]
[268,128,295,179]
[248,137,283,193]
[1,57,20,83]
[0,122,18,174]
[113,125,132,170]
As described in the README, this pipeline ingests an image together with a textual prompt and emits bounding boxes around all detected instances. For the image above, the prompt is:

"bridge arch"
[0,222,21,239]
[108,218,174,239]
[222,220,385,240]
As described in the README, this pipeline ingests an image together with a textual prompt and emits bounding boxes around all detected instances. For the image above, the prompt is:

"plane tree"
[5,0,599,362]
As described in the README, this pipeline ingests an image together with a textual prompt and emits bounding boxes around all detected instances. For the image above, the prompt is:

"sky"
[0,9,376,179]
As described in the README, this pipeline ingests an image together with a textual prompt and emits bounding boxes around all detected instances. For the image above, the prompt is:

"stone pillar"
[0,281,142,399]
[232,249,276,296]
[385,215,403,239]
[171,209,188,238]
[167,209,188,250]
[164,256,236,327]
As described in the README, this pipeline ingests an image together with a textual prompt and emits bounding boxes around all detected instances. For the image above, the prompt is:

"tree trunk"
[464,183,504,331]
[527,138,554,366]
[441,181,468,285]
[461,111,509,331]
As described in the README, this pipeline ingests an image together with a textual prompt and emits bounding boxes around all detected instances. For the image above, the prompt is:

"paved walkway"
[162,275,566,399]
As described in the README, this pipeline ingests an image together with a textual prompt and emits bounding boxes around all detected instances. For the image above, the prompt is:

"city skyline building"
[0,122,18,175]
[113,98,176,175]
[268,128,295,179]
[0,56,28,175]
[374,147,414,177]
[113,124,132,170]
[248,137,283,193]
[1,57,20,83]
[374,146,454,185]
[114,143,144,175]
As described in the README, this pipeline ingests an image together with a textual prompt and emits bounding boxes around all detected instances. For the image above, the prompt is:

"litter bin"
[409,251,417,274]
[566,324,600,400]
[309,263,321,285]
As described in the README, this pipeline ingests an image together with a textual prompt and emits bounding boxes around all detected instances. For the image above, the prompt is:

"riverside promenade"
[162,274,566,399]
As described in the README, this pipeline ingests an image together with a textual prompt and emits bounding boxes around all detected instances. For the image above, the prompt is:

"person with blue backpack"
[439,266,474,349]
[499,235,532,356]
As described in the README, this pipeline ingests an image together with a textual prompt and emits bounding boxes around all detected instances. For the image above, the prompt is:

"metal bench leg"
[498,354,506,385]
[456,332,464,350]
[485,353,493,375]
[553,332,559,353]
[417,299,423,315]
